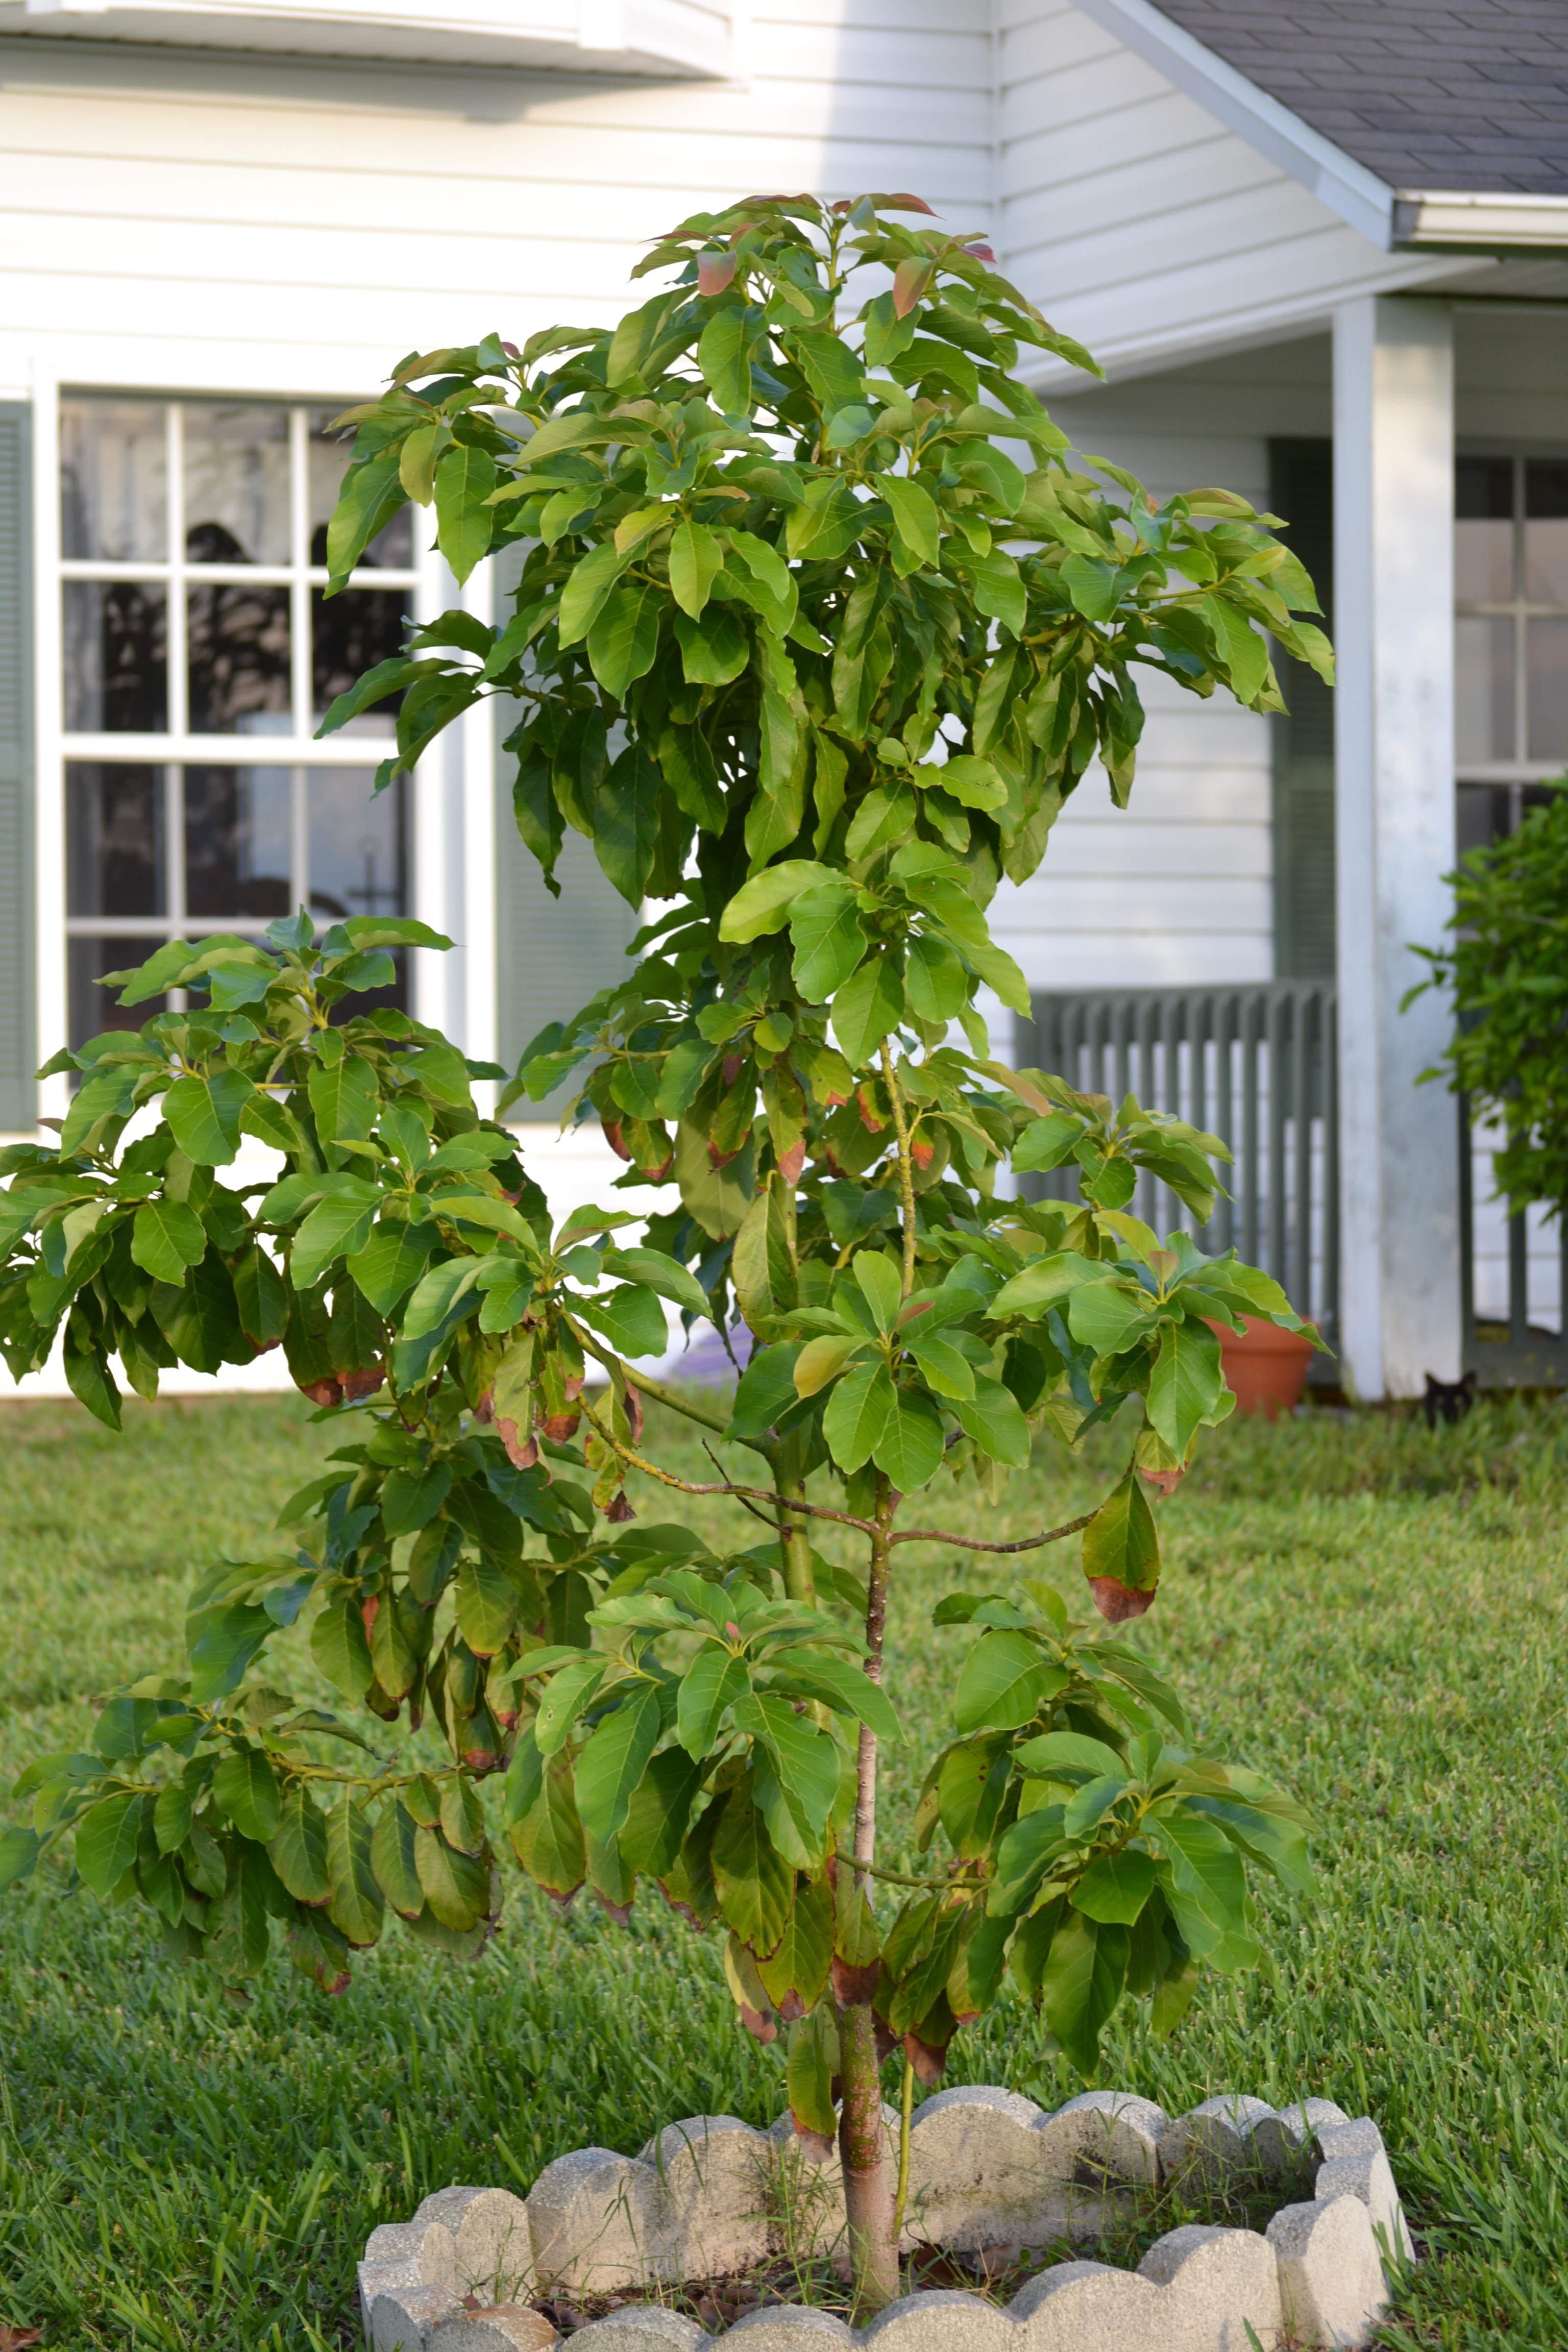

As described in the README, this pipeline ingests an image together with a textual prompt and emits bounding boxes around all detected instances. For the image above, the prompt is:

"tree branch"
[879,1039,919,1300]
[889,1510,1095,1552]
[566,1316,775,1457]
[575,1387,875,1533]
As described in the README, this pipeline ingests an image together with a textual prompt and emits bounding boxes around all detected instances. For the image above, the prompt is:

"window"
[60,397,416,1047]
[1455,455,1568,854]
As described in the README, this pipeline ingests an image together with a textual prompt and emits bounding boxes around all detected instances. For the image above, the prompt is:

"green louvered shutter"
[492,546,636,1099]
[0,403,34,1131]
[1268,438,1335,978]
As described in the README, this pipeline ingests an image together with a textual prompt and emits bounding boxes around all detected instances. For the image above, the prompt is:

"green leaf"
[727,1340,803,1440]
[757,1876,832,2016]
[953,1629,1052,1734]
[534,1655,608,1757]
[791,882,867,1003]
[719,859,837,944]
[618,1746,705,1876]
[0,1824,40,1892]
[1082,1467,1162,1602]
[213,1748,281,1844]
[558,541,630,646]
[574,1685,662,1844]
[188,1599,274,1704]
[786,2003,839,2142]
[954,1375,1032,1467]
[163,1071,255,1167]
[380,1459,453,1539]
[674,604,749,686]
[290,1193,379,1290]
[879,475,941,567]
[1039,1910,1129,2078]
[710,1781,796,1952]
[130,1197,207,1285]
[587,582,662,701]
[510,1750,585,1904]
[768,1652,901,1744]
[414,1823,487,1932]
[852,1251,902,1335]
[743,1695,840,1862]
[1147,1318,1226,1456]
[822,1358,896,1473]
[873,1385,944,1490]
[75,1792,143,1895]
[577,1282,668,1359]
[793,1333,865,1398]
[905,931,970,1024]
[593,744,661,908]
[455,1554,520,1657]
[310,1597,374,1703]
[307,1052,379,1148]
[434,442,497,584]
[599,1246,710,1317]
[1148,1810,1248,1938]
[1072,1847,1159,1926]
[677,1647,749,1758]
[371,1799,426,1919]
[326,1796,387,1946]
[904,1327,975,1401]
[1014,1730,1125,1779]
[670,518,724,618]
[269,1785,331,1904]
[831,952,904,1071]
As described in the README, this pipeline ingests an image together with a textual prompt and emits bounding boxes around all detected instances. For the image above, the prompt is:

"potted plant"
[0,194,1332,2320]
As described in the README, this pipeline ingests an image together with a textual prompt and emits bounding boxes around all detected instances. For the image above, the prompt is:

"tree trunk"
[838,1999,898,2312]
[839,1476,897,2316]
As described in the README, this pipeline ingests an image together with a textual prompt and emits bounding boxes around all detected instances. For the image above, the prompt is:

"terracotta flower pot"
[1208,1314,1317,1418]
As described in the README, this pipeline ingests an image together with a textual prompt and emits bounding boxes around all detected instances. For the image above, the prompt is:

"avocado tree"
[0,195,1328,2314]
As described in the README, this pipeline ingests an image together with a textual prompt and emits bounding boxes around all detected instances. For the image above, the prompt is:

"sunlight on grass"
[2,1390,1565,2348]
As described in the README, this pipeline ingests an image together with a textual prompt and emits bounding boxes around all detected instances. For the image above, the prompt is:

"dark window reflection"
[311,586,408,731]
[69,935,167,1052]
[184,403,289,566]
[1455,456,1513,604]
[63,581,168,732]
[185,765,291,919]
[308,765,406,922]
[187,583,290,732]
[66,763,165,917]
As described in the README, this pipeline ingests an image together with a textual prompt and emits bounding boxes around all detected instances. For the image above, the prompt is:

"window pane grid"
[1456,452,1568,780]
[61,392,417,1048]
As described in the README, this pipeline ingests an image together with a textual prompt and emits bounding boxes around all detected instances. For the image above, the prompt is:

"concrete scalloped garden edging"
[357,2087,1414,2352]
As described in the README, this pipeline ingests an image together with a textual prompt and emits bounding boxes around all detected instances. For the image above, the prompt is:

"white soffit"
[1070,0,1398,249]
[3,0,733,77]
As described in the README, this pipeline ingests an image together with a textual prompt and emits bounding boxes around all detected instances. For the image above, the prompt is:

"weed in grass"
[1,1392,1565,2349]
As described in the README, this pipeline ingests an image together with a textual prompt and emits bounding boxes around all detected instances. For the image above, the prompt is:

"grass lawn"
[1,1388,1565,2351]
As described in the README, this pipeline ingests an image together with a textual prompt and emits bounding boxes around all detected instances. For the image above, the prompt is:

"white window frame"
[31,371,499,1122]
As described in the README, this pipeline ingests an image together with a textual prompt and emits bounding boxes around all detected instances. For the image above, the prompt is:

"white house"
[1,0,1566,1402]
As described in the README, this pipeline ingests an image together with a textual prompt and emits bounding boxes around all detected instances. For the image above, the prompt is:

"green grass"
[2,1389,1566,2350]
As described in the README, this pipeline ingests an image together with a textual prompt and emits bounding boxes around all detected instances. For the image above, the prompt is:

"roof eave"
[1393,191,1568,254]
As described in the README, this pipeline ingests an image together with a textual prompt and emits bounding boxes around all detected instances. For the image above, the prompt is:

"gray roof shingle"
[1149,1,1568,191]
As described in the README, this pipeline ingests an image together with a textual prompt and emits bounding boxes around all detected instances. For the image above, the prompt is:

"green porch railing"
[1015,983,1340,1365]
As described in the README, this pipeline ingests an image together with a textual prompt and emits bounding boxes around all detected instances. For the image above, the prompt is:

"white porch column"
[1332,296,1461,1401]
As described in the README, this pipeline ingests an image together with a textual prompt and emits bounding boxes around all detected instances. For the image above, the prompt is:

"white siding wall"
[995,0,1462,387]
[0,6,992,398]
[992,334,1331,990]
